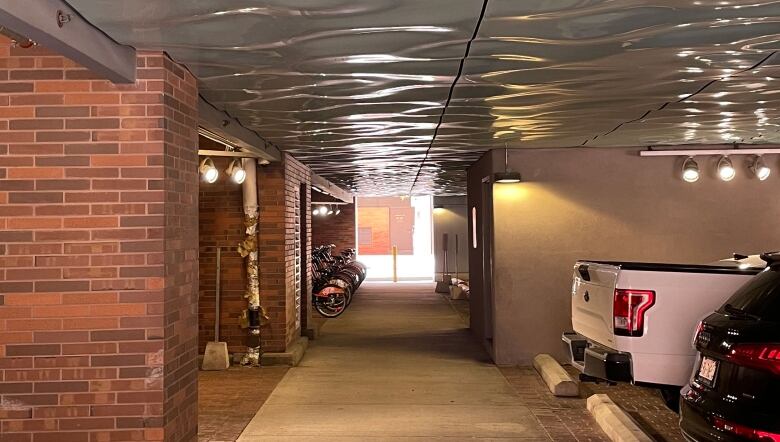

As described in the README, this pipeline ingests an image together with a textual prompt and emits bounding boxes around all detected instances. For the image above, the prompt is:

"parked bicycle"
[311,245,367,317]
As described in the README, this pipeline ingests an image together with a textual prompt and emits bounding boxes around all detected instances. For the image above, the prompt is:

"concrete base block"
[201,341,230,371]
[532,353,579,397]
[587,394,653,442]
[449,285,466,300]
[261,337,309,367]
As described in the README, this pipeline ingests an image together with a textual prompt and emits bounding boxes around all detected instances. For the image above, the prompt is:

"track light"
[226,159,246,184]
[327,205,334,215]
[318,206,328,216]
[199,157,219,183]
[335,208,341,215]
[718,156,736,181]
[682,157,700,183]
[750,156,771,181]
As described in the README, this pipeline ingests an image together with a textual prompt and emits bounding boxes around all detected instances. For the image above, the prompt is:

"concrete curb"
[261,336,309,366]
[532,353,579,397]
[586,394,653,442]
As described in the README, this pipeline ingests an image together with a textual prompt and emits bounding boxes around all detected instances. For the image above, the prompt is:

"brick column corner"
[0,38,198,441]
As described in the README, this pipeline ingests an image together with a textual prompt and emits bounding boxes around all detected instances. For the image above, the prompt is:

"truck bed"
[570,260,760,386]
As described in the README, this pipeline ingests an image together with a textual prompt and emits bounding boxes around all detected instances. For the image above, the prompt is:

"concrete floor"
[237,282,551,441]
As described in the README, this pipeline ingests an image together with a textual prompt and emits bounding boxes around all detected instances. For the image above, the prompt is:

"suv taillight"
[713,417,780,441]
[613,289,655,337]
[727,343,780,376]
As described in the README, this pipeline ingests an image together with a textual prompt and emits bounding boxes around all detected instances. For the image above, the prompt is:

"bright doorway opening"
[356,196,434,281]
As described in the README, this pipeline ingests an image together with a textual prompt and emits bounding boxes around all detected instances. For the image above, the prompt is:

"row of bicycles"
[311,245,367,317]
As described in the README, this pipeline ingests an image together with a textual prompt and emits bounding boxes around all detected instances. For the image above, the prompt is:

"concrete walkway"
[238,282,550,441]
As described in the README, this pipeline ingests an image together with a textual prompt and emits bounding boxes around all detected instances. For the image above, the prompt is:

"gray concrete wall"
[471,147,780,365]
[433,196,469,281]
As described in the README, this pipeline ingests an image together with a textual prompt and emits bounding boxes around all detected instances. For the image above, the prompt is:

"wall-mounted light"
[199,157,219,183]
[226,159,246,184]
[717,156,736,181]
[640,147,778,183]
[682,157,700,183]
[750,156,771,181]
[494,149,521,183]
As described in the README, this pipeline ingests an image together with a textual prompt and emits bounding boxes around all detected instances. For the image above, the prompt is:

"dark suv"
[680,256,780,442]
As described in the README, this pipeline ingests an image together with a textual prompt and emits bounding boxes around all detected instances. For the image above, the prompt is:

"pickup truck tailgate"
[571,262,619,348]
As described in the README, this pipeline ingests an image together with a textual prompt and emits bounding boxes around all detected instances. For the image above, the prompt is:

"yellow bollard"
[392,245,398,283]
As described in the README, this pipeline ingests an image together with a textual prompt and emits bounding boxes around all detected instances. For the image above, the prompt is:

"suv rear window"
[720,268,780,321]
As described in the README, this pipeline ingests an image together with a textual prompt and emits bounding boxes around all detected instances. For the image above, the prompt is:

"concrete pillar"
[0,38,199,441]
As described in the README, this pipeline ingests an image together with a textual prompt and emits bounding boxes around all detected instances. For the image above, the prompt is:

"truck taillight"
[613,289,655,337]
[727,343,780,376]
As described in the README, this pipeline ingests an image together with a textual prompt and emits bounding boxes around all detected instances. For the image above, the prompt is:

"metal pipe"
[392,245,398,283]
[215,247,221,342]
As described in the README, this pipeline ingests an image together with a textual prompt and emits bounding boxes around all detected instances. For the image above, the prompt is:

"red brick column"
[0,39,198,441]
[256,154,311,353]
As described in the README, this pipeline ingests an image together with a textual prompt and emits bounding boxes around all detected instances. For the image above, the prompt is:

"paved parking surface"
[197,285,685,441]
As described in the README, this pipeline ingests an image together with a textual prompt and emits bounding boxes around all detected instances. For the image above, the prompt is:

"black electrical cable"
[409,0,489,194]
[583,51,777,145]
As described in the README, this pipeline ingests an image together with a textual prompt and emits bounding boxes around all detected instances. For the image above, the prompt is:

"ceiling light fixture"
[682,157,700,183]
[199,157,219,183]
[494,148,521,184]
[750,156,771,181]
[718,156,736,181]
[226,159,247,184]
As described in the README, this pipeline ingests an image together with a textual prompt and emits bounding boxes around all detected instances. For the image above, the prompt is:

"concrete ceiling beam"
[0,0,136,83]
[198,97,281,163]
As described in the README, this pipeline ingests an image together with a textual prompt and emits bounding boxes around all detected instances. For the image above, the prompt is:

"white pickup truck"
[563,256,763,408]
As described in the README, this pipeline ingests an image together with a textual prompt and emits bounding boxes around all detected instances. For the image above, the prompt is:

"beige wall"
[480,148,780,365]
[433,196,470,281]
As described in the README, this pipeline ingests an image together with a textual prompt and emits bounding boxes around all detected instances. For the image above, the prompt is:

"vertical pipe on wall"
[238,158,265,366]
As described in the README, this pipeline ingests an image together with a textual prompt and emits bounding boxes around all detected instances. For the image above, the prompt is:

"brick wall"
[311,202,356,254]
[283,156,312,349]
[256,153,311,353]
[0,39,198,441]
[198,155,246,354]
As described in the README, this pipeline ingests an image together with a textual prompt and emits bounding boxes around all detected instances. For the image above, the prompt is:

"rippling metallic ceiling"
[69,0,780,195]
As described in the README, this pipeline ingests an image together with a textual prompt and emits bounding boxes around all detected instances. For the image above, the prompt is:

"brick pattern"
[198,156,247,354]
[0,39,198,441]
[159,57,199,442]
[256,154,311,353]
[311,202,356,254]
[283,156,312,349]
[197,367,287,442]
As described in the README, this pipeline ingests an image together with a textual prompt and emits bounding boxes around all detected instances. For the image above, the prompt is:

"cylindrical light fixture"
[717,156,736,181]
[681,157,700,183]
[750,156,771,181]
[494,149,521,183]
[226,158,247,184]
[199,157,219,183]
